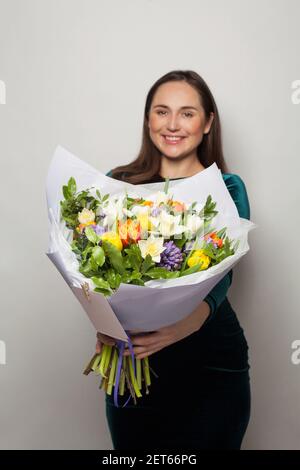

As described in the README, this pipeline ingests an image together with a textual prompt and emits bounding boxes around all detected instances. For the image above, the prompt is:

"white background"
[0,0,299,449]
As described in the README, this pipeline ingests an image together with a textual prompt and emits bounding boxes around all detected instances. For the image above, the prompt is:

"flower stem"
[143,357,151,387]
[103,345,113,375]
[136,358,142,390]
[83,353,100,375]
[125,357,137,404]
[97,345,108,377]
[128,355,142,398]
[107,348,118,395]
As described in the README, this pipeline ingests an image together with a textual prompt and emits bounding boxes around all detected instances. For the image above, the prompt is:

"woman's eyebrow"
[153,104,199,111]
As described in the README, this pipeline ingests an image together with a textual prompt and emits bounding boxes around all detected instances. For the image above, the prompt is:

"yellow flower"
[187,249,211,271]
[138,236,165,262]
[100,231,123,251]
[78,208,95,225]
[136,213,152,232]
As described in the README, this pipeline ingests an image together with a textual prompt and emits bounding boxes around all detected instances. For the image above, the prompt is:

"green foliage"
[124,244,143,271]
[85,226,99,244]
[59,176,238,298]
[199,195,218,222]
[180,263,202,276]
[91,246,105,267]
[141,254,155,273]
[143,267,180,280]
[91,276,111,290]
[173,234,187,249]
[102,241,125,275]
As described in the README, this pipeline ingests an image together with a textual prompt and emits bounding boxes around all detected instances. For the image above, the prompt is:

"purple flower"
[158,240,183,271]
[90,224,106,236]
[151,207,161,217]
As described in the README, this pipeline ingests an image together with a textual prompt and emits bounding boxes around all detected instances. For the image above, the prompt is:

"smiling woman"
[109,70,228,185]
[101,70,251,450]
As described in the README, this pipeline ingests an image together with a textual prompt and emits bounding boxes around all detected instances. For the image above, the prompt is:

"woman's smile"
[161,135,187,145]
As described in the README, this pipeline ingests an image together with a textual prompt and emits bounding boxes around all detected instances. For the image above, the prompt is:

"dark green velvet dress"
[104,170,251,450]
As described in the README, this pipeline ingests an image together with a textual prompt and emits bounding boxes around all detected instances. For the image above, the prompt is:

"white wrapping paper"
[46,145,257,342]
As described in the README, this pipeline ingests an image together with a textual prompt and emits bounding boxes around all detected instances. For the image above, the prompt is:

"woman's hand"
[95,332,116,354]
[123,301,211,360]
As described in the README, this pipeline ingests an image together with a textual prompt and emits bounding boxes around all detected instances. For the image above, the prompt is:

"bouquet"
[46,145,257,407]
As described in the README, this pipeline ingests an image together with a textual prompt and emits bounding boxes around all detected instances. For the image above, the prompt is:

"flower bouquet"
[46,145,257,407]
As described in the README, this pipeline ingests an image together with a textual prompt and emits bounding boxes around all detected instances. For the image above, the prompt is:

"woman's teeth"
[163,136,185,144]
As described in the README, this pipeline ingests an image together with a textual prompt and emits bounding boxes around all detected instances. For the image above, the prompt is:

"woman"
[97,70,251,450]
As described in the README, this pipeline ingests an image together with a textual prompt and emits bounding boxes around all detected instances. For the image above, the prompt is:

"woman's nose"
[166,114,180,130]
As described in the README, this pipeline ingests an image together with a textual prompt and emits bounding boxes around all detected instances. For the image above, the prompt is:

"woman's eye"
[156,111,193,118]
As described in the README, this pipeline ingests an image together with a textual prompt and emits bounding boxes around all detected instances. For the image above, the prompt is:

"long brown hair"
[110,70,229,183]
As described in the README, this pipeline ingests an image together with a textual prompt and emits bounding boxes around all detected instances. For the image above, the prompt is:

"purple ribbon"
[113,331,137,408]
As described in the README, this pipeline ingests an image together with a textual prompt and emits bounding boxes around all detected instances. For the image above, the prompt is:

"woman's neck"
[159,156,205,179]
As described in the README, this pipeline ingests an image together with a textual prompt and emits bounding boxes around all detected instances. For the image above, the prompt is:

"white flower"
[102,196,126,229]
[122,207,134,218]
[78,208,95,224]
[148,191,170,206]
[150,211,187,238]
[131,205,150,216]
[138,236,166,262]
[184,214,204,237]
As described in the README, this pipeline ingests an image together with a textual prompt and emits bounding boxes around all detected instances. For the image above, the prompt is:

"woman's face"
[148,81,214,161]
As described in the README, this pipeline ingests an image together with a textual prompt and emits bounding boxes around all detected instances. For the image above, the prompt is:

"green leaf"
[68,177,76,195]
[105,268,122,289]
[129,270,143,280]
[94,287,112,297]
[90,255,99,271]
[217,227,227,239]
[85,226,98,244]
[91,246,105,267]
[91,276,111,290]
[180,263,202,276]
[141,254,154,273]
[79,259,93,276]
[63,215,78,226]
[173,235,187,249]
[124,244,143,271]
[202,195,218,221]
[129,279,145,286]
[102,240,125,274]
[63,185,71,200]
[144,267,174,279]
[82,245,93,262]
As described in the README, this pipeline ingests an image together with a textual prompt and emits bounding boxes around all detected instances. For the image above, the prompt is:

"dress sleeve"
[202,174,251,324]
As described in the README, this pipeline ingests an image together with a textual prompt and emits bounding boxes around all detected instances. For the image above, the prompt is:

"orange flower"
[118,219,141,246]
[141,200,153,207]
[167,199,186,212]
[76,221,96,234]
[204,231,223,248]
[216,238,223,248]
[173,201,186,212]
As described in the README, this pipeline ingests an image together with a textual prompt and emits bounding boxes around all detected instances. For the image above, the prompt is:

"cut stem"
[106,348,118,395]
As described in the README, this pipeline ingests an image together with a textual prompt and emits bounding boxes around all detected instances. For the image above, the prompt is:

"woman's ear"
[204,112,214,134]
